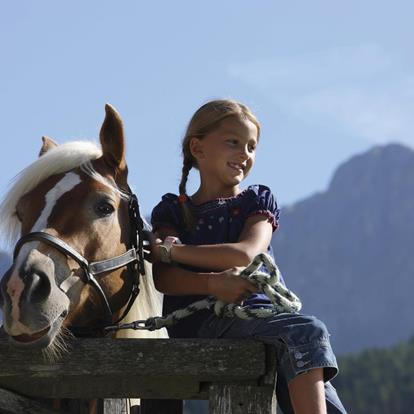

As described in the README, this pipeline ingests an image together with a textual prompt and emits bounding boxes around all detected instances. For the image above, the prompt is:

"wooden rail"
[0,338,277,413]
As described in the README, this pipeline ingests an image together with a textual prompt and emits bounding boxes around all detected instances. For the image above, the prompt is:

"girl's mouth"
[228,162,244,173]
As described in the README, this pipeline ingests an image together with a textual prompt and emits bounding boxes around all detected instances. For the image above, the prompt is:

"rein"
[12,190,146,334]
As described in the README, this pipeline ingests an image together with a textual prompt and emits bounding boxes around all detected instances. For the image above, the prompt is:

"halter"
[12,190,146,332]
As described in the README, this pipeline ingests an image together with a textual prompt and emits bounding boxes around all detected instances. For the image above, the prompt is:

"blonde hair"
[179,99,260,229]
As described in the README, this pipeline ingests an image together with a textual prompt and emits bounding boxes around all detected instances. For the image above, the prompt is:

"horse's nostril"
[61,309,68,318]
[26,271,52,304]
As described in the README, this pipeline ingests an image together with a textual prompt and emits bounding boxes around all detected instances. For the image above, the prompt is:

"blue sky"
[1,0,413,223]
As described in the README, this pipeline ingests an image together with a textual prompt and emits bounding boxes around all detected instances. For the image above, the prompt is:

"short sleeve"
[245,185,280,231]
[151,193,182,233]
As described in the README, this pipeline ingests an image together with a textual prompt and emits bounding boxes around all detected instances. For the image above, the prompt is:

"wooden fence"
[0,338,277,413]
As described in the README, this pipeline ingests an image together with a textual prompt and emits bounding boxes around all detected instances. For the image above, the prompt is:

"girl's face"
[190,116,259,192]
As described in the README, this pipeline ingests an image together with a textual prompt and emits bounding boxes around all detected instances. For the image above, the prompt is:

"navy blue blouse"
[151,184,281,338]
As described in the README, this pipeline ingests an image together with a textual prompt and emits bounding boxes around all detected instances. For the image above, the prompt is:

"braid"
[179,156,192,196]
[179,155,196,231]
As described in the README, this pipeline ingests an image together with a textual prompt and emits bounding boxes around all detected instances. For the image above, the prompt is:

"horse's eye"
[95,202,115,217]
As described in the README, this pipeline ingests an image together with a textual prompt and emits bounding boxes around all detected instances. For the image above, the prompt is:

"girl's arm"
[152,261,257,304]
[155,214,273,271]
[151,215,273,302]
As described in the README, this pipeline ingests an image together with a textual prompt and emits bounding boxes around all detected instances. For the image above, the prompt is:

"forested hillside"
[334,336,414,414]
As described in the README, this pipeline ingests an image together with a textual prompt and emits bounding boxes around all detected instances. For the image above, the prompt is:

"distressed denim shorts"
[198,312,347,414]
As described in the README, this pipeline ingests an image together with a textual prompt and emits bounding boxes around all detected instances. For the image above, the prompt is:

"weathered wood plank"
[209,384,276,414]
[0,338,266,399]
[208,345,278,414]
[61,399,90,414]
[140,399,183,414]
[0,387,61,414]
[1,376,205,400]
[102,398,128,414]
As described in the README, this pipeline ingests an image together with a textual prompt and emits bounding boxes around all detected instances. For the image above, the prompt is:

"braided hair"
[179,99,260,230]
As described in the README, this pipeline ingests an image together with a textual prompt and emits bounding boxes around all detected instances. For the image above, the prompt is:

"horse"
[0,104,167,411]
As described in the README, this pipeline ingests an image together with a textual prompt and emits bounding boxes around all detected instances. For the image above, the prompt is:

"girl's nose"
[239,146,250,160]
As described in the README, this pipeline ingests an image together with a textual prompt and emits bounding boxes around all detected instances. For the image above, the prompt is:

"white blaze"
[32,172,82,232]
[6,172,82,333]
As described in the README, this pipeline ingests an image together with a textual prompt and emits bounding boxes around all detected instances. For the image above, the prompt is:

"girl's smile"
[228,162,245,173]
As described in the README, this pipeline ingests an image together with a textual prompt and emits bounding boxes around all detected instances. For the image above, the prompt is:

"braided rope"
[105,253,302,332]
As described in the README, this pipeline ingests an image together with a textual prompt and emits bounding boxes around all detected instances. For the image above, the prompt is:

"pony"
[0,104,166,360]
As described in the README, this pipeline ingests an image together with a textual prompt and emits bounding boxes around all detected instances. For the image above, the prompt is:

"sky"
[1,0,414,229]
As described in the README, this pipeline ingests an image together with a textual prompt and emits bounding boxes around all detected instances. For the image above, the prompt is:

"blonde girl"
[150,99,347,414]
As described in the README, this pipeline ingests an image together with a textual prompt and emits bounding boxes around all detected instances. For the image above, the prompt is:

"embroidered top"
[151,184,282,338]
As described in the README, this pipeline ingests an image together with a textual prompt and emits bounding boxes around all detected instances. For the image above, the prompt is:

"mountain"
[0,251,11,276]
[272,143,414,355]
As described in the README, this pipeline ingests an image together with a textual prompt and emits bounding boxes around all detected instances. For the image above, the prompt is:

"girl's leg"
[276,374,347,414]
[198,313,347,414]
[288,368,326,414]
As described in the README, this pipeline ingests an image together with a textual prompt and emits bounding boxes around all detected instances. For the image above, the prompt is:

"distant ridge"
[272,143,414,354]
[0,251,10,277]
[0,251,11,323]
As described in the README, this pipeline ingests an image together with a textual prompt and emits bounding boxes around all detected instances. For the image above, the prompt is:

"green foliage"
[333,336,414,414]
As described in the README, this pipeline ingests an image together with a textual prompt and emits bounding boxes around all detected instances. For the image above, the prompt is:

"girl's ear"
[189,137,204,161]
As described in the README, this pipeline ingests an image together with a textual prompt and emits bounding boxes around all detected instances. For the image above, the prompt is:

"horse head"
[0,105,158,352]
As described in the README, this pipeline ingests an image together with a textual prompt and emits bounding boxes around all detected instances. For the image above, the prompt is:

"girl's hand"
[144,231,163,263]
[207,267,258,304]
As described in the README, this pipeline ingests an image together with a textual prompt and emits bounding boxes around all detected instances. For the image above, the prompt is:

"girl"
[150,99,347,414]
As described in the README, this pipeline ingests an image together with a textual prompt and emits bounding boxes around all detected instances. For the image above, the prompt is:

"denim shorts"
[198,312,347,414]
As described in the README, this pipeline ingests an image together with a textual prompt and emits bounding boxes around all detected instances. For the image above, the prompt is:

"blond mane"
[0,141,102,249]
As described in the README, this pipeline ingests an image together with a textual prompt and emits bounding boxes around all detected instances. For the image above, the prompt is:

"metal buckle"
[104,319,155,332]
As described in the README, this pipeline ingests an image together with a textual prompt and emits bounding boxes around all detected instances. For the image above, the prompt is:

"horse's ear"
[39,136,58,157]
[99,104,126,171]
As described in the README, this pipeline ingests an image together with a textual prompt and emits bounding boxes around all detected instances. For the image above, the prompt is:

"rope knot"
[212,253,302,319]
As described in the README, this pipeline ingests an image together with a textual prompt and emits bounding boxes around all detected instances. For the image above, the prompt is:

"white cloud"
[228,44,414,146]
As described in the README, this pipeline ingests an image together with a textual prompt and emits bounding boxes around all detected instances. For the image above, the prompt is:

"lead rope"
[105,253,302,333]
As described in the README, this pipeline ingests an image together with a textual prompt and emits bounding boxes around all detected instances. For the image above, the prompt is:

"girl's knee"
[304,316,330,343]
[278,315,331,347]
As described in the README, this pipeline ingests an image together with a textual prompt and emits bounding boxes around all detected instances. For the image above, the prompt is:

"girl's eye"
[226,138,238,146]
[95,201,115,217]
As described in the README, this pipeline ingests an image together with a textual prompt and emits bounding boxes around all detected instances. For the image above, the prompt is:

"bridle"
[12,190,146,333]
